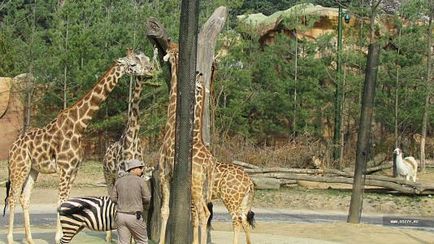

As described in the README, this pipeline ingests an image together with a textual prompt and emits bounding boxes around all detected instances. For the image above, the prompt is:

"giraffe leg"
[199,200,211,244]
[7,157,32,244]
[55,166,79,243]
[103,167,115,243]
[20,169,39,244]
[242,217,252,244]
[159,179,170,244]
[232,218,241,244]
[7,185,21,244]
[191,203,200,244]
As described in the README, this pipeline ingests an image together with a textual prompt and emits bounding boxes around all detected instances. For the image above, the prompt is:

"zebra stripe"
[58,196,117,243]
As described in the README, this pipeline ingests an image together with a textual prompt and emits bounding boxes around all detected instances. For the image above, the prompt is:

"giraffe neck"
[121,77,144,153]
[193,82,205,144]
[58,63,126,133]
[163,55,178,143]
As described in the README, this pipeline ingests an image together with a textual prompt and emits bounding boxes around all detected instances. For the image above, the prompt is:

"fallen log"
[245,167,323,174]
[255,172,434,195]
[232,160,260,169]
[365,163,392,174]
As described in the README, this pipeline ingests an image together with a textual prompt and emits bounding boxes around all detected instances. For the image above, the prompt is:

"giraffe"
[3,49,155,244]
[102,75,153,243]
[191,70,255,244]
[210,162,255,244]
[103,76,149,193]
[191,72,214,244]
[156,42,211,244]
[157,42,180,244]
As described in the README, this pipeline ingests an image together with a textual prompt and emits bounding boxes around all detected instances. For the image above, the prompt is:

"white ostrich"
[393,148,418,182]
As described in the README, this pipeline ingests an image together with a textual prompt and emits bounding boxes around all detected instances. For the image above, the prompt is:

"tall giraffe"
[157,42,182,244]
[191,73,214,244]
[4,49,154,244]
[102,76,153,243]
[192,70,255,244]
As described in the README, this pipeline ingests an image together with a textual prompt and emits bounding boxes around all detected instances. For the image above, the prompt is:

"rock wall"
[0,77,24,160]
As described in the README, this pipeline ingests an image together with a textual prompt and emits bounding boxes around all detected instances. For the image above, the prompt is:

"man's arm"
[141,180,152,204]
[110,182,118,203]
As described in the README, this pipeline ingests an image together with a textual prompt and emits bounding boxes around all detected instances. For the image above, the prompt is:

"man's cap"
[125,159,144,171]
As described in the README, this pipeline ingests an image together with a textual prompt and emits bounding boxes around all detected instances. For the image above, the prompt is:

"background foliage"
[0,0,432,167]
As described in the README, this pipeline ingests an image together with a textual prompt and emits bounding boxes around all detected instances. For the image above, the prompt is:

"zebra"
[57,196,117,243]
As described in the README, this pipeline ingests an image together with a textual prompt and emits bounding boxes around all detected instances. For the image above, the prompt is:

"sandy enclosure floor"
[1,188,434,244]
[1,161,434,243]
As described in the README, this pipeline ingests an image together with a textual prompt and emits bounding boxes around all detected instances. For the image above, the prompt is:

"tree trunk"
[63,17,69,109]
[197,6,227,146]
[168,0,199,243]
[348,43,380,224]
[293,35,298,136]
[420,8,433,173]
[333,4,343,162]
[348,0,382,224]
[393,28,402,177]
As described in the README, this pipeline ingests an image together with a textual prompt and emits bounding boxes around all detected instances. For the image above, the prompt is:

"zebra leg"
[105,230,112,243]
[59,224,85,244]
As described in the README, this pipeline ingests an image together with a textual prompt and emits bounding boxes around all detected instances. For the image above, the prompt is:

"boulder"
[0,77,12,117]
[0,76,25,160]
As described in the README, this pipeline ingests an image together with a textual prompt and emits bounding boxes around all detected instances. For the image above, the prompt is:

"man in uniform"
[111,159,151,244]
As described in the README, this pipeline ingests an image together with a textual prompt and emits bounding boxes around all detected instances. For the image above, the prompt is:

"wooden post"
[197,6,228,146]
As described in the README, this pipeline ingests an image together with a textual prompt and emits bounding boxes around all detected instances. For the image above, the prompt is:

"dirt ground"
[2,220,434,244]
[1,161,434,243]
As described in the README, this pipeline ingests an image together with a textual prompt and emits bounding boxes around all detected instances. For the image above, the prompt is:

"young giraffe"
[210,162,255,244]
[192,69,255,244]
[157,43,211,244]
[102,76,153,242]
[103,76,148,192]
[3,49,154,244]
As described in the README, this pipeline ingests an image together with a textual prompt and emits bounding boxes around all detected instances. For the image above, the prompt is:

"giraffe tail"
[207,202,213,229]
[3,180,11,217]
[246,210,255,229]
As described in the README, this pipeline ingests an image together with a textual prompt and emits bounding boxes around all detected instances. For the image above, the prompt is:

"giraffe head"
[195,72,205,98]
[117,49,155,77]
[163,42,179,64]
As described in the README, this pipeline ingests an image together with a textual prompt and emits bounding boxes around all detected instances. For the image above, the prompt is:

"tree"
[348,0,382,224]
[168,0,199,243]
[420,0,433,172]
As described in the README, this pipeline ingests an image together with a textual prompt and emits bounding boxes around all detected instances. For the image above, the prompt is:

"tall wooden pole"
[333,4,343,162]
[168,0,199,243]
[348,43,380,223]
